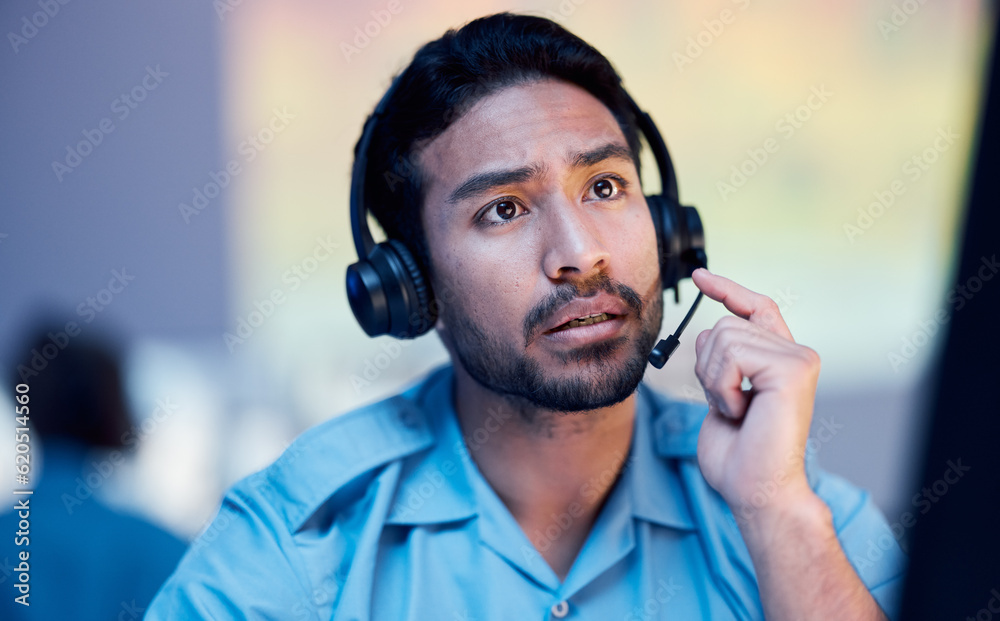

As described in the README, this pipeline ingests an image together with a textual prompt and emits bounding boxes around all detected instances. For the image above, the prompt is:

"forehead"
[417,79,629,199]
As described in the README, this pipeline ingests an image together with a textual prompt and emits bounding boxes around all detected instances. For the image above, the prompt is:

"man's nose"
[540,197,611,283]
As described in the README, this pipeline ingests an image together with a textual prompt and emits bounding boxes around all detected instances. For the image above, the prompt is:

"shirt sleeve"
[146,477,319,620]
[810,466,909,621]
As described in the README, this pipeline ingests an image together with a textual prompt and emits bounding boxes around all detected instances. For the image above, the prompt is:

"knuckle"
[694,357,710,382]
[788,345,821,375]
[706,356,726,381]
[800,345,821,369]
[756,297,782,325]
[695,329,712,352]
[760,295,780,314]
[693,362,706,383]
[715,315,744,330]
[713,330,741,359]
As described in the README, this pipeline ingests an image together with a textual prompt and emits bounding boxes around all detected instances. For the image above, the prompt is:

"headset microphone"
[624,97,708,369]
[347,77,708,369]
[648,248,707,369]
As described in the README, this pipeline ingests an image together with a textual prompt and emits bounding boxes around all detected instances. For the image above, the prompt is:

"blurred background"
[0,0,993,585]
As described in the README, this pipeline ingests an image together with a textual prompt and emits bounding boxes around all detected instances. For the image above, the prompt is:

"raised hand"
[690,268,820,518]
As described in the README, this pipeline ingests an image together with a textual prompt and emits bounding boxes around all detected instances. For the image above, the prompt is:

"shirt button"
[550,600,570,618]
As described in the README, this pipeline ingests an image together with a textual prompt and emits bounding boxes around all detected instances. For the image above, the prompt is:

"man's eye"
[589,176,626,200]
[480,199,524,225]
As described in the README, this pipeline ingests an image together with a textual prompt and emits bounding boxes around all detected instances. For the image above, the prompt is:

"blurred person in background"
[0,322,186,621]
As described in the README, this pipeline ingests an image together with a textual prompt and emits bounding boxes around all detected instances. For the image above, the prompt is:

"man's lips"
[541,312,628,346]
[541,293,631,334]
[547,312,617,333]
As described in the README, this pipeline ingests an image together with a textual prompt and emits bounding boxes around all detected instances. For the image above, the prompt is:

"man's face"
[418,78,663,413]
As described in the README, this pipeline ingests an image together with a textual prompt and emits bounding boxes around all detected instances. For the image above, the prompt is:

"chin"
[465,342,649,413]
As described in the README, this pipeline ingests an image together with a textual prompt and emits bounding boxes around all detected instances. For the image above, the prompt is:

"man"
[149,13,906,620]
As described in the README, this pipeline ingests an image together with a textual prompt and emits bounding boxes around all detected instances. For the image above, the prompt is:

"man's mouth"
[547,312,618,333]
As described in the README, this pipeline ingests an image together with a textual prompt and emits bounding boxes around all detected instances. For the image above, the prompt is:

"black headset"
[346,76,707,367]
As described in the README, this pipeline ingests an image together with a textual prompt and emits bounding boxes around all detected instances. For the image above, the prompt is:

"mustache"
[523,272,645,346]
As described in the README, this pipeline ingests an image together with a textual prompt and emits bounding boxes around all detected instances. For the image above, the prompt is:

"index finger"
[691,268,794,341]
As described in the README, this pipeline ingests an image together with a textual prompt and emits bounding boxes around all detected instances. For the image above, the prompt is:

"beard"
[442,272,664,414]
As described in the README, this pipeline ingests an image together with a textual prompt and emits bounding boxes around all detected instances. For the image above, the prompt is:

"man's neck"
[451,363,636,580]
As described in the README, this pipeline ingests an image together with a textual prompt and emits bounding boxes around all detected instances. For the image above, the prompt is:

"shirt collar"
[646,384,707,459]
[385,366,700,533]
[384,366,478,525]
[625,384,698,531]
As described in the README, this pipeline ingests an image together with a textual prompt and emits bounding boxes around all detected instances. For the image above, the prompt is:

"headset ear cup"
[646,194,680,291]
[385,239,434,337]
[345,240,434,338]
[346,257,391,337]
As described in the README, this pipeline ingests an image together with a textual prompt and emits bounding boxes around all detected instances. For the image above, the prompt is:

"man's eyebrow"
[445,142,633,206]
[571,142,634,168]
[446,163,546,205]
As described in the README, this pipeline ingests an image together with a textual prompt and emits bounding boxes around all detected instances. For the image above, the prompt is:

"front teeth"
[554,312,611,332]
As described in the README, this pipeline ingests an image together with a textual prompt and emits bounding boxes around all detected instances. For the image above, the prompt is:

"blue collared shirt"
[148,365,906,620]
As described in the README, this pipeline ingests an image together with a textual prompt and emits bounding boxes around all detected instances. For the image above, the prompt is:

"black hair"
[359,12,642,281]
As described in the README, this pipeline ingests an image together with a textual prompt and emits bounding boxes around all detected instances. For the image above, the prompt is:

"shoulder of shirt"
[638,382,710,459]
[226,365,449,533]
